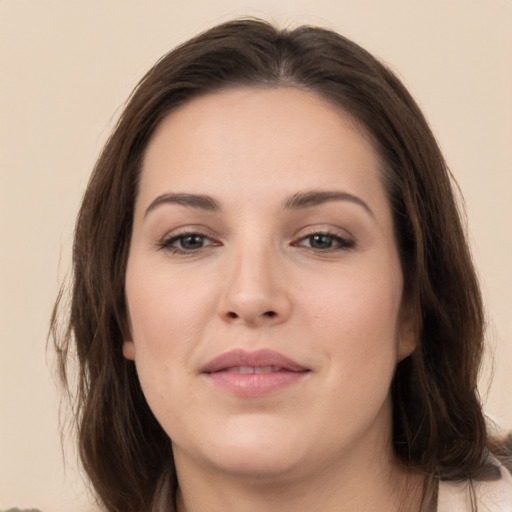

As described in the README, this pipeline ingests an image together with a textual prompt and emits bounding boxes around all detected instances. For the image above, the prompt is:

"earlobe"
[121,309,135,360]
[398,327,417,361]
[122,340,136,360]
[397,301,419,361]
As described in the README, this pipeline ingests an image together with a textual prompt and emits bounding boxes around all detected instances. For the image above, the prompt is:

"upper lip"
[200,349,309,373]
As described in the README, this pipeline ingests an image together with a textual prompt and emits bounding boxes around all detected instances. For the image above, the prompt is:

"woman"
[52,18,512,512]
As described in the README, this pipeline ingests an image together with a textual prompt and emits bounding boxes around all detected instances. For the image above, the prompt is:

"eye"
[295,232,354,251]
[159,232,218,254]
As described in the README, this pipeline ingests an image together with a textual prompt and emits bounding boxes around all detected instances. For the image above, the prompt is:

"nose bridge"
[219,233,290,325]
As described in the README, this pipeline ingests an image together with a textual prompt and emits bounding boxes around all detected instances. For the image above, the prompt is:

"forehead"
[138,87,386,211]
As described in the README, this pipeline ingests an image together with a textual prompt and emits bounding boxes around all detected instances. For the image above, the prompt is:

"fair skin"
[123,87,420,512]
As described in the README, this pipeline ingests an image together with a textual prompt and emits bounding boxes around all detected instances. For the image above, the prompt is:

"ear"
[121,312,136,360]
[122,340,136,360]
[397,300,419,361]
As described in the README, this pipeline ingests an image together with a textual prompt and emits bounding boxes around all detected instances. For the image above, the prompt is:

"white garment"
[438,462,512,512]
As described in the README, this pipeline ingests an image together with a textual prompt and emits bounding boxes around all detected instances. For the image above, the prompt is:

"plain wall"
[1,1,511,510]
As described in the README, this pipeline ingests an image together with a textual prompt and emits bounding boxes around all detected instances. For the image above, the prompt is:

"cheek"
[125,259,215,356]
[303,266,403,340]
[123,262,210,413]
[299,262,403,381]
[125,279,203,433]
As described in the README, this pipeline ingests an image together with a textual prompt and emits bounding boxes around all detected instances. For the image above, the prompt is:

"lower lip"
[204,370,308,397]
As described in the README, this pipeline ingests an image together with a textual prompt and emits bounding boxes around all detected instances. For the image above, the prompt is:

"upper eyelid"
[292,224,353,240]
[159,225,218,240]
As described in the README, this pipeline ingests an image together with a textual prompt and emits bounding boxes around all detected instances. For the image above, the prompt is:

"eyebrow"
[143,189,374,218]
[283,190,374,218]
[144,193,220,217]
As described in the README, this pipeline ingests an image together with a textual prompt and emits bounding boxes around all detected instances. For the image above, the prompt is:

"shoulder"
[438,460,512,512]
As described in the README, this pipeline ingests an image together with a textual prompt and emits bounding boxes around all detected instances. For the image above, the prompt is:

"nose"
[218,245,292,327]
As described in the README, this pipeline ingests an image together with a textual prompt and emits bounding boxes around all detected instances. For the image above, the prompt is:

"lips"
[201,348,308,374]
[200,349,310,397]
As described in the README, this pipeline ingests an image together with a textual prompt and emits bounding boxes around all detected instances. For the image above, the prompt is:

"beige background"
[1,1,511,510]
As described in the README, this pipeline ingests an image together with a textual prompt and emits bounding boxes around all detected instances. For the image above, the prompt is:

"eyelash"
[158,230,355,255]
[158,232,218,255]
[294,231,355,251]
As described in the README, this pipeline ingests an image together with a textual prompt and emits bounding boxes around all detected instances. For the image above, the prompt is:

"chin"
[207,447,305,482]
[177,419,309,481]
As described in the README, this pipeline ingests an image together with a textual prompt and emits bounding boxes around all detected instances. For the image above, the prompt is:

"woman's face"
[124,87,415,482]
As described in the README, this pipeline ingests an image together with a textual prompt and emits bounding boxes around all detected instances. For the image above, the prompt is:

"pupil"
[182,235,203,249]
[311,234,332,248]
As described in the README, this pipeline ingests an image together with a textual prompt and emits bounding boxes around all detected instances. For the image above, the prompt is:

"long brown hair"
[51,18,495,511]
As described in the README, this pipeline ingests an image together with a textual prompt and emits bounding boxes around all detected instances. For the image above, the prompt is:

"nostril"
[225,310,277,320]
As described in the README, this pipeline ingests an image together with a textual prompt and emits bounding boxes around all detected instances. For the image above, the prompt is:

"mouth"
[200,349,310,397]
[224,366,287,374]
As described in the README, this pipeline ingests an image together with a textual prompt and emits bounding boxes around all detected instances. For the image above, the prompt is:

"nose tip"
[218,254,291,327]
